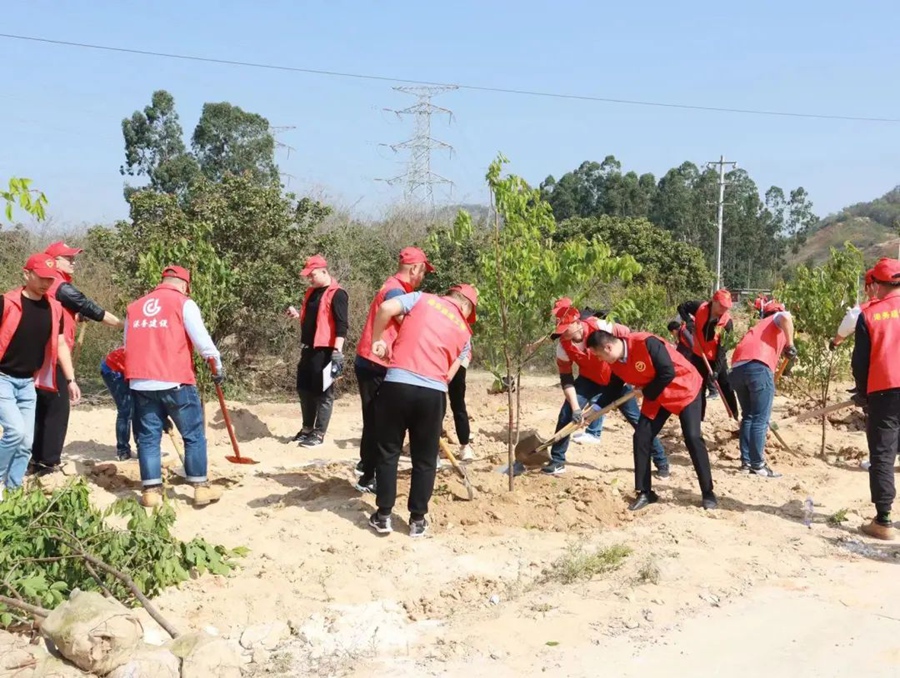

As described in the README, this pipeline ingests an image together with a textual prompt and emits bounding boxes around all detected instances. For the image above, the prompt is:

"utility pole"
[706,155,737,291]
[378,85,457,206]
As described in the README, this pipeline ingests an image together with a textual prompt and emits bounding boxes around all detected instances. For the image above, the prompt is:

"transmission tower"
[270,125,297,186]
[378,85,457,205]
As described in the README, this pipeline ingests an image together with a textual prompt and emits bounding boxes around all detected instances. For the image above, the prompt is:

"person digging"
[587,329,717,511]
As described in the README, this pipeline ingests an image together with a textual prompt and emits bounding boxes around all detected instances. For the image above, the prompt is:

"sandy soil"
[44,371,900,677]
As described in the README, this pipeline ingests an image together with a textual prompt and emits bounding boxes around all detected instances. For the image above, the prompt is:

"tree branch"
[0,595,50,618]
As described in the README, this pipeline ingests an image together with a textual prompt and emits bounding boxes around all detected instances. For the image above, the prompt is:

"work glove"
[162,417,174,434]
[828,339,838,351]
[571,409,584,425]
[782,345,798,360]
[211,364,226,385]
[851,391,868,410]
[331,350,345,377]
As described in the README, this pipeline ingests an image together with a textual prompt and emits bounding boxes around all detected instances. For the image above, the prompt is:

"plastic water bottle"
[803,497,814,528]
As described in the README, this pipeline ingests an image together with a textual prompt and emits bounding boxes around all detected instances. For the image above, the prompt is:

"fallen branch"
[0,595,50,618]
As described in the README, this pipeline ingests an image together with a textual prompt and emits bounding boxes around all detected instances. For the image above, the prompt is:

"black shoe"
[656,466,671,479]
[368,511,392,534]
[354,461,365,478]
[355,476,377,494]
[34,464,61,477]
[751,464,782,479]
[116,450,132,461]
[293,429,312,443]
[409,517,429,538]
[628,491,659,511]
[541,462,566,476]
[300,434,324,449]
[739,463,751,474]
[707,389,719,399]
[702,494,719,510]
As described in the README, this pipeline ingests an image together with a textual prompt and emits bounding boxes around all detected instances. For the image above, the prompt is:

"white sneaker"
[573,432,602,445]
[860,460,871,471]
[459,444,475,461]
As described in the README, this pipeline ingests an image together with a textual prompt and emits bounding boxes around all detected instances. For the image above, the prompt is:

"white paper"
[322,361,334,392]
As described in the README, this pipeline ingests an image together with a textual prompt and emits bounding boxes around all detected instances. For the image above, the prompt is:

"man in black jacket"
[31,242,123,475]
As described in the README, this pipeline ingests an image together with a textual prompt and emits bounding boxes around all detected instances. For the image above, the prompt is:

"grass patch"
[635,559,661,585]
[827,508,849,526]
[545,543,631,585]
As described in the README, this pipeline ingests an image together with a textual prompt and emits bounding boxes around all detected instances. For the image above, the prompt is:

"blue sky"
[1,0,899,227]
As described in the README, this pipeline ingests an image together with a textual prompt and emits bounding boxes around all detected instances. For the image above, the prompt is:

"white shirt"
[555,319,615,363]
[835,304,862,340]
[125,299,221,391]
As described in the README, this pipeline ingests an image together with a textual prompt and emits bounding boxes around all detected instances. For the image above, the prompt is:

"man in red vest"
[364,284,477,537]
[852,258,900,540]
[729,302,796,478]
[353,247,433,486]
[287,254,348,449]
[124,266,224,508]
[31,241,123,477]
[677,289,739,419]
[587,329,717,511]
[543,302,669,479]
[1,254,80,492]
[100,346,138,461]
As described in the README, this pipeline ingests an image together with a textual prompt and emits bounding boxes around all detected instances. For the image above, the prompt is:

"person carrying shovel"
[124,266,224,509]
[852,258,900,540]
[542,302,669,478]
[729,302,796,478]
[587,329,717,511]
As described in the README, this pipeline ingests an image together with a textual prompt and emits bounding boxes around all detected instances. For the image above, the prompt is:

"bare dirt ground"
[51,371,900,677]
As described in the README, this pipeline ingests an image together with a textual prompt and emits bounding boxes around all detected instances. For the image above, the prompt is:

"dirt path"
[52,371,898,676]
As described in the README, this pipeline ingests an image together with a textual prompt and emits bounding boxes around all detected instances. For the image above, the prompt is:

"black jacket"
[55,282,107,322]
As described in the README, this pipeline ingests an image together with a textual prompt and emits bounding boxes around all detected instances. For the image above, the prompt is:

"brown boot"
[860,519,895,541]
[192,482,223,507]
[141,486,163,508]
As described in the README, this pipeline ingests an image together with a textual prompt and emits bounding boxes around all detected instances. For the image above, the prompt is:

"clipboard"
[322,361,334,392]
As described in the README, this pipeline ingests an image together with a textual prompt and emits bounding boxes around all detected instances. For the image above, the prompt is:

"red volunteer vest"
[610,332,701,418]
[560,318,613,385]
[124,286,196,385]
[0,289,63,392]
[104,346,126,373]
[48,273,77,351]
[692,302,730,360]
[357,275,412,367]
[862,294,900,394]
[300,281,343,349]
[731,315,787,372]
[389,294,472,384]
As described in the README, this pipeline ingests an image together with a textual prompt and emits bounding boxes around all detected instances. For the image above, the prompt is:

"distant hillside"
[792,186,900,265]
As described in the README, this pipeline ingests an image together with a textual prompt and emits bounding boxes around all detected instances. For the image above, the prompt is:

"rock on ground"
[106,643,180,678]
[239,620,290,651]
[167,631,242,678]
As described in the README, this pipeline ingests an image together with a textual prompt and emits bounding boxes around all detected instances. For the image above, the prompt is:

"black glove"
[571,409,584,425]
[162,417,174,434]
[828,339,838,351]
[331,350,345,377]
[783,345,798,360]
[212,365,226,385]
[851,392,868,410]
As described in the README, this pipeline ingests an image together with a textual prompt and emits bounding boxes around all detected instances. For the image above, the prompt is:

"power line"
[2,33,899,124]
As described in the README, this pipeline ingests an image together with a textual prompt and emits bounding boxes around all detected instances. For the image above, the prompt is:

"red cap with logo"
[552,297,574,319]
[872,257,900,285]
[24,253,59,279]
[399,247,435,273]
[162,265,191,291]
[763,300,785,315]
[865,268,875,286]
[450,284,478,324]
[554,306,581,336]
[44,241,83,258]
[300,254,328,277]
[712,289,733,309]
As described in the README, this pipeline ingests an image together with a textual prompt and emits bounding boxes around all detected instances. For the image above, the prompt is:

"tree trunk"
[820,354,835,460]
[506,359,515,492]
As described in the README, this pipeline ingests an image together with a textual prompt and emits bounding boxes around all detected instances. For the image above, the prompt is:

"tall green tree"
[192,102,279,186]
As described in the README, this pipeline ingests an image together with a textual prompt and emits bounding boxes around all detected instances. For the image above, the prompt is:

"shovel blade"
[225,455,258,465]
[515,432,551,467]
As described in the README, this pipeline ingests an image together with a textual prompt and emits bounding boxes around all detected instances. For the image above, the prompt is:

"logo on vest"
[142,298,161,318]
[635,361,647,372]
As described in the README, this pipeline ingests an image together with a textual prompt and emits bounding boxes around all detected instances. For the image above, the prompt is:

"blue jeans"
[0,373,37,489]
[550,378,667,469]
[101,363,137,458]
[730,361,775,467]
[133,386,207,486]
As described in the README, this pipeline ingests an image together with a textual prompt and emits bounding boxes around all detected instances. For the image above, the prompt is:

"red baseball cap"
[300,254,328,277]
[450,284,478,324]
[552,297,574,319]
[24,253,59,279]
[554,307,581,336]
[162,265,191,285]
[872,258,900,285]
[865,268,875,285]
[44,241,83,258]
[712,289,733,309]
[399,246,435,273]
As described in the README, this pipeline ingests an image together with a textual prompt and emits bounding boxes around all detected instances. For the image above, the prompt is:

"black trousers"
[447,366,470,445]
[355,360,386,473]
[32,365,70,469]
[689,353,739,421]
[296,350,334,437]
[634,392,714,497]
[374,381,445,518]
[866,389,900,515]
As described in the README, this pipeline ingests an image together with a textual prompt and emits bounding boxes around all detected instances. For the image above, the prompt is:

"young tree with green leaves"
[469,155,640,490]
[777,243,864,457]
[2,177,47,224]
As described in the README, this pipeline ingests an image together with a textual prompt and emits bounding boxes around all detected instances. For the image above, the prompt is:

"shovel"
[699,351,737,421]
[515,390,638,462]
[438,439,476,501]
[208,359,258,465]
[795,399,856,423]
